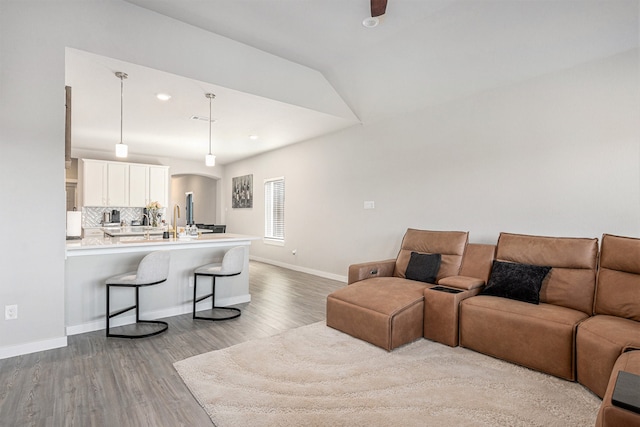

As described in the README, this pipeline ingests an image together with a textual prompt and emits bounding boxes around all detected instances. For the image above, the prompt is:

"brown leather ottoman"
[596,350,640,427]
[326,277,428,351]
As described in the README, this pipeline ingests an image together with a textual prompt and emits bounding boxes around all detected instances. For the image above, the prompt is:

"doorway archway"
[170,174,219,227]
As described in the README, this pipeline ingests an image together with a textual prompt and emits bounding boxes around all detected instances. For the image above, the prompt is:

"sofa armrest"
[348,259,396,284]
[437,275,485,290]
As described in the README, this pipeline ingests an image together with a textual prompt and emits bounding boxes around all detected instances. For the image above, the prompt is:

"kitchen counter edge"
[66,234,260,257]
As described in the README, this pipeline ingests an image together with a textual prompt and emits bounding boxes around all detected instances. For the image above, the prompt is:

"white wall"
[225,49,640,278]
[0,0,338,357]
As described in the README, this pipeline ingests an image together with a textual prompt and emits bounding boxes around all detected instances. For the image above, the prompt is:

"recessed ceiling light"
[156,93,171,101]
[362,17,379,28]
[249,134,259,140]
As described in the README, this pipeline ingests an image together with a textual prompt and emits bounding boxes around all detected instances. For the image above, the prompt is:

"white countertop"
[101,226,165,237]
[66,233,260,256]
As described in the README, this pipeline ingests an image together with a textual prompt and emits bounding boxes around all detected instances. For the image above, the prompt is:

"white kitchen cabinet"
[106,162,128,206]
[81,159,169,208]
[82,159,107,206]
[149,166,169,208]
[129,164,149,207]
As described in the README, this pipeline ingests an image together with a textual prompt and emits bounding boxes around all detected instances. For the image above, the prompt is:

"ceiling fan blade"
[371,0,387,17]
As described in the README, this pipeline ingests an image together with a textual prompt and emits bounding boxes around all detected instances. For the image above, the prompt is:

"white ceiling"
[66,48,359,165]
[68,0,638,164]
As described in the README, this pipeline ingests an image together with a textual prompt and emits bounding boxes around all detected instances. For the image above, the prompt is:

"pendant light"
[205,93,216,167]
[115,71,128,158]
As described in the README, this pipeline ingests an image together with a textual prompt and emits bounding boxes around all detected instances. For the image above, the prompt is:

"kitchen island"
[65,233,259,335]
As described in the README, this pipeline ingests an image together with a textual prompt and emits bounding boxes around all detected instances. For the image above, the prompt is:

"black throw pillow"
[480,260,551,304]
[405,252,441,283]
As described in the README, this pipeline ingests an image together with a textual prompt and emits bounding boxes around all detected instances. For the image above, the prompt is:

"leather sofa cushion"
[438,275,485,290]
[597,269,640,321]
[600,234,640,274]
[460,295,589,380]
[458,243,496,284]
[327,277,429,350]
[596,234,640,321]
[328,277,428,315]
[577,315,640,397]
[495,233,598,314]
[395,229,468,281]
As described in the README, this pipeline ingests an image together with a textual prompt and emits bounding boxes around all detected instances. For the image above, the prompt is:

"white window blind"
[264,177,285,241]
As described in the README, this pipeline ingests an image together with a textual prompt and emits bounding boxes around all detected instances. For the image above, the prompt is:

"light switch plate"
[364,201,375,209]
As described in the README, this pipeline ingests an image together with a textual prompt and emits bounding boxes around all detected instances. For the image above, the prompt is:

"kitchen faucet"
[173,205,180,239]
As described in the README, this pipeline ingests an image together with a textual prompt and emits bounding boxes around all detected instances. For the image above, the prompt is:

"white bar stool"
[193,246,244,321]
[106,250,171,338]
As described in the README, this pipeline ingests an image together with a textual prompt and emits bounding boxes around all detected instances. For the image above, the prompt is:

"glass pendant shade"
[115,142,128,158]
[205,153,216,167]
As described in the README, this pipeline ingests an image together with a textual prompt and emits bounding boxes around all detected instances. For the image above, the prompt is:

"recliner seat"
[459,232,598,380]
[577,234,640,397]
[326,228,468,351]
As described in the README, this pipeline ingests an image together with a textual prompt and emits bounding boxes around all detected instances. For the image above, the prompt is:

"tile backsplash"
[82,207,166,228]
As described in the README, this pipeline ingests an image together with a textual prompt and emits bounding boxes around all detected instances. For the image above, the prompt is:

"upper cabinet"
[82,159,107,206]
[81,159,169,208]
[148,166,169,208]
[107,162,129,206]
[129,164,149,207]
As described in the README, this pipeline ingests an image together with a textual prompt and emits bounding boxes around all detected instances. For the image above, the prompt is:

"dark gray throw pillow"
[405,252,441,283]
[480,260,551,304]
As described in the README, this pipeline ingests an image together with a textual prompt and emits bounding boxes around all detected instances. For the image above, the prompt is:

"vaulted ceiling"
[68,0,638,164]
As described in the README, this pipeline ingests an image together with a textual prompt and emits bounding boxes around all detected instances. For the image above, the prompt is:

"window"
[264,177,285,244]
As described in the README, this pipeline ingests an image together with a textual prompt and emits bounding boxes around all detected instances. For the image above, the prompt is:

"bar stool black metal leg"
[192,274,198,319]
[193,273,241,321]
[106,284,111,337]
[106,284,168,339]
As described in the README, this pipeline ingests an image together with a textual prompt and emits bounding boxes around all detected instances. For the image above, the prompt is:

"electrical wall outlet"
[5,305,18,320]
[364,201,375,209]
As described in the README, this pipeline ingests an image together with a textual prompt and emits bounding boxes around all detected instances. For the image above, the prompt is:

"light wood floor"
[0,261,345,427]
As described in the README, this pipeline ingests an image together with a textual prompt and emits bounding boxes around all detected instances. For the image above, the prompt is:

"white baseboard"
[0,336,68,360]
[66,294,252,336]
[249,256,348,283]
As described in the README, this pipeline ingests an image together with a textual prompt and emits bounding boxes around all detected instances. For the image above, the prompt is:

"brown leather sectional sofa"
[326,229,640,426]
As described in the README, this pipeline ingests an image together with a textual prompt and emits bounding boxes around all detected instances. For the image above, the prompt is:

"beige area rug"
[174,322,601,427]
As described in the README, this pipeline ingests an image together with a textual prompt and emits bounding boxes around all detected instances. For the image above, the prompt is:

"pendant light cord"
[120,75,124,144]
[115,71,127,145]
[204,93,216,166]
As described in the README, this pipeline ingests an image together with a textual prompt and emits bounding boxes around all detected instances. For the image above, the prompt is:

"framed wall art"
[232,174,253,208]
